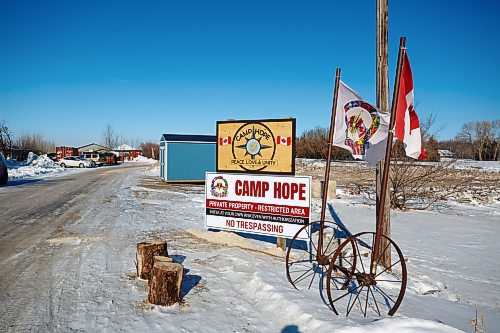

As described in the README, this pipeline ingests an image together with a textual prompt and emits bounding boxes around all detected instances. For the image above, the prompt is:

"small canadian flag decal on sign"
[219,136,232,145]
[277,136,291,146]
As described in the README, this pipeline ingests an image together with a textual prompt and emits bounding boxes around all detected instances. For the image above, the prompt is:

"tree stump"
[148,261,184,306]
[136,241,168,280]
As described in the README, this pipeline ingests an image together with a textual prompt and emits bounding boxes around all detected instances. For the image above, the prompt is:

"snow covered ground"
[2,159,498,332]
[444,158,500,172]
[117,164,498,332]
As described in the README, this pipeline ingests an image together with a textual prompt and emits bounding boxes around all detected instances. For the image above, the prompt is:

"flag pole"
[371,37,406,275]
[317,67,341,261]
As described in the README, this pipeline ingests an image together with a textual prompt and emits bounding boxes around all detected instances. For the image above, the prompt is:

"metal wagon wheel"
[326,232,407,317]
[285,220,350,290]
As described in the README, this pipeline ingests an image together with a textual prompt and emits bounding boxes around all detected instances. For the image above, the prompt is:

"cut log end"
[148,262,184,306]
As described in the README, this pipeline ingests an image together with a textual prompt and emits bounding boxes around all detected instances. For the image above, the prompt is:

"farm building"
[77,143,111,155]
[114,144,142,161]
[159,134,216,182]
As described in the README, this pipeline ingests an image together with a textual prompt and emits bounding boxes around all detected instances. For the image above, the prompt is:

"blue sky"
[1,0,499,147]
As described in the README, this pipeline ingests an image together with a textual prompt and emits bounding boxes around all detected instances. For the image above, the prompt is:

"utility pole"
[376,0,391,268]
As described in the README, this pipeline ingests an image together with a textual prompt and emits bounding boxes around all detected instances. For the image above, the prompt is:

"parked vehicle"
[0,153,8,185]
[57,156,94,168]
[80,153,106,166]
[103,152,118,165]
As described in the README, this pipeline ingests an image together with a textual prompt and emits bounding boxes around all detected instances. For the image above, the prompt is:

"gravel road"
[0,164,145,332]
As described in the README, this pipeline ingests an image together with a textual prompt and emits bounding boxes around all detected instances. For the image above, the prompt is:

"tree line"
[441,120,499,161]
[0,120,160,160]
[0,120,55,159]
[2,118,497,162]
[296,119,499,161]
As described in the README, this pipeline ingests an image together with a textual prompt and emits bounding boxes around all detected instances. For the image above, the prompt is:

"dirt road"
[0,165,145,332]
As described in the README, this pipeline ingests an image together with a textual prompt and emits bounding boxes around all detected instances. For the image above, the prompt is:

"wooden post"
[148,261,184,306]
[317,68,341,257]
[276,237,286,251]
[376,0,389,112]
[136,241,169,280]
[376,0,391,269]
[372,37,407,275]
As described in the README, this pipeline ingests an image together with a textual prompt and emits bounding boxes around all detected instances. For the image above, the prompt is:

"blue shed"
[159,134,216,182]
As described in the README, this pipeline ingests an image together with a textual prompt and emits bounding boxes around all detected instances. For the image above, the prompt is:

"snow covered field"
[1,159,498,332]
[123,164,498,332]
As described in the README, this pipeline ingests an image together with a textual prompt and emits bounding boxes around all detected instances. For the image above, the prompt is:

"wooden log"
[148,262,184,306]
[136,241,168,280]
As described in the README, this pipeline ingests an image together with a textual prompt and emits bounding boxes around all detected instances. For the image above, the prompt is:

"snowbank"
[128,155,157,163]
[6,152,67,179]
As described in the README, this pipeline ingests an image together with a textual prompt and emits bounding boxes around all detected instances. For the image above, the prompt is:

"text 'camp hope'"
[234,180,306,200]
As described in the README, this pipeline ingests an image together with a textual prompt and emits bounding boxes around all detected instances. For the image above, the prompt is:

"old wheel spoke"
[326,232,407,316]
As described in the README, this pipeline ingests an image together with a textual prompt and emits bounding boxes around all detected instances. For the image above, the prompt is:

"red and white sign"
[205,172,311,239]
[219,136,232,145]
[277,135,291,146]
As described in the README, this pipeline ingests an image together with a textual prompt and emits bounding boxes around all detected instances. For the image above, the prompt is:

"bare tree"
[456,120,499,161]
[0,120,14,157]
[102,124,119,149]
[118,133,137,149]
[296,126,352,160]
[130,138,140,150]
[140,142,160,160]
[389,157,472,210]
[491,119,500,161]
[419,113,444,142]
[475,122,490,161]
[388,114,467,209]
[16,133,55,155]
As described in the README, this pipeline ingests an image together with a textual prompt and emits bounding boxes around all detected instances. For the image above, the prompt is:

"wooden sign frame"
[216,118,296,175]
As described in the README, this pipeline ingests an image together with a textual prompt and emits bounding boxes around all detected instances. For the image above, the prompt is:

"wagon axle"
[355,272,377,287]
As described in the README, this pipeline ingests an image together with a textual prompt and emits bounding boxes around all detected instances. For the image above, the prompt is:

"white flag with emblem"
[333,81,390,165]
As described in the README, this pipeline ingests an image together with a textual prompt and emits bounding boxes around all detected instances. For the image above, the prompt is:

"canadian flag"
[394,53,427,160]
[219,136,232,145]
[277,136,291,146]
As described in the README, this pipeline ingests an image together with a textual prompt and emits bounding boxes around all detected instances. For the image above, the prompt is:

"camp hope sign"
[205,172,311,239]
[216,118,296,175]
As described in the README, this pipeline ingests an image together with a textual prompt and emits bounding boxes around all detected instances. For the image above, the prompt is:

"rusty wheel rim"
[285,220,349,290]
[326,232,407,317]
